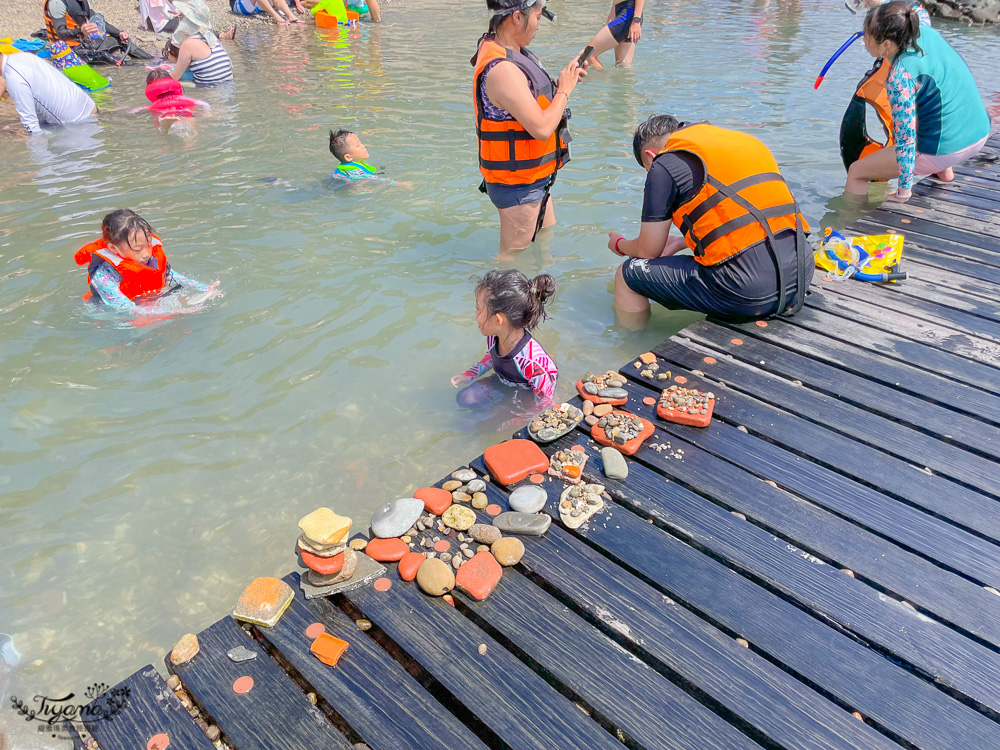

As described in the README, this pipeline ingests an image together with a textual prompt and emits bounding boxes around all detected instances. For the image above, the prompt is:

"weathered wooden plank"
[253,574,488,750]
[819,280,1000,345]
[850,214,1000,270]
[616,364,1000,641]
[370,514,763,750]
[468,455,1000,750]
[682,320,1000,459]
[903,191,1000,224]
[904,259,1000,304]
[859,210,1000,252]
[806,290,1000,368]
[913,181,1000,210]
[534,423,1000,717]
[873,201,1000,242]
[655,337,1000,500]
[82,665,216,750]
[791,302,1000,392]
[859,276,1000,325]
[340,562,626,750]
[168,617,352,750]
[723,315,1000,426]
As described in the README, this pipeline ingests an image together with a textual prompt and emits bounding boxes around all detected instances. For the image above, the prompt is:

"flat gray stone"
[492,511,551,536]
[299,549,385,600]
[370,497,424,539]
[227,646,258,663]
[583,382,599,395]
[466,478,486,493]
[509,485,547,514]
[597,387,628,399]
[451,468,477,482]
[469,523,502,545]
[601,447,629,480]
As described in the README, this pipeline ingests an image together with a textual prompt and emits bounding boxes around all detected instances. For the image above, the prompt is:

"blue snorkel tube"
[814,31,863,89]
[821,231,908,282]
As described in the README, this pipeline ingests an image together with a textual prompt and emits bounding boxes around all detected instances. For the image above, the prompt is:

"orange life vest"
[473,37,571,186]
[659,124,809,267]
[44,0,83,46]
[840,58,894,170]
[74,236,169,302]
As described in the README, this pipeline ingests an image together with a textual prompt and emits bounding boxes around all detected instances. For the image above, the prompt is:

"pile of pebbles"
[596,412,645,445]
[559,482,610,529]
[659,386,714,416]
[548,448,587,483]
[442,469,489,509]
[580,370,629,400]
[529,402,584,441]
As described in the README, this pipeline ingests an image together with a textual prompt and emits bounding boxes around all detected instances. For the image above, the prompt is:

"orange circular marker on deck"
[529,473,545,484]
[434,540,451,552]
[755,321,767,327]
[703,357,716,365]
[485,504,502,516]
[822,276,833,282]
[901,218,911,224]
[642,396,656,406]
[731,338,743,346]
[373,577,392,592]
[233,676,254,694]
[147,734,170,750]
[570,445,585,452]
[674,376,688,384]
[305,622,325,639]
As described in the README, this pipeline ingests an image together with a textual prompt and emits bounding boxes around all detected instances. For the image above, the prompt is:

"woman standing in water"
[584,0,644,68]
[846,1,990,202]
[472,0,585,253]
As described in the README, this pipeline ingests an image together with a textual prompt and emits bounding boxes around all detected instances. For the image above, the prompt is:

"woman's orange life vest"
[659,123,809,267]
[472,36,571,186]
[44,0,83,46]
[74,236,169,302]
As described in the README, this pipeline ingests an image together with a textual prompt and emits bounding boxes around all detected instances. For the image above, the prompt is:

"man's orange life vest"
[74,236,169,302]
[659,123,809,267]
[44,0,85,46]
[473,36,571,186]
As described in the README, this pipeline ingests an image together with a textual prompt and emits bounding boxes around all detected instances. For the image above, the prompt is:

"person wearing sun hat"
[472,0,587,253]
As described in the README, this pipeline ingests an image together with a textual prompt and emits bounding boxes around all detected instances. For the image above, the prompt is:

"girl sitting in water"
[452,269,558,410]
[74,209,221,314]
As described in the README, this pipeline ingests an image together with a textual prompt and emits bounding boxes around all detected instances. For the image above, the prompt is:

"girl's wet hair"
[632,115,685,166]
[475,269,556,331]
[864,1,922,55]
[102,209,154,248]
[146,68,171,85]
[163,40,181,59]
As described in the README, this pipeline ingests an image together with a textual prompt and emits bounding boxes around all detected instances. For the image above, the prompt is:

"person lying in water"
[74,209,222,314]
[328,128,393,182]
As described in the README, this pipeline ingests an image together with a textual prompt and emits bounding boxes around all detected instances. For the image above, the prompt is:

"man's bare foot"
[935,167,955,182]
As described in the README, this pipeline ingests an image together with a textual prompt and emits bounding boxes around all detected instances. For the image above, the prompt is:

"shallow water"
[1,0,999,738]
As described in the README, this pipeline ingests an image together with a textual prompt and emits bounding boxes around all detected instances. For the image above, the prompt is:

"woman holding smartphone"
[472,0,586,253]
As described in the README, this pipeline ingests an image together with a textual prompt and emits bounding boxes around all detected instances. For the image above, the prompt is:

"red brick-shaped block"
[365,537,408,562]
[455,551,503,601]
[483,439,549,486]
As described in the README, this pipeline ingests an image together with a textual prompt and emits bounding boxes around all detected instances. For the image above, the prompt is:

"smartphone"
[577,45,594,66]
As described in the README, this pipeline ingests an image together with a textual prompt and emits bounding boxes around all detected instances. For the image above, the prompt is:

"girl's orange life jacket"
[74,236,169,302]
[473,37,571,186]
[659,124,809,267]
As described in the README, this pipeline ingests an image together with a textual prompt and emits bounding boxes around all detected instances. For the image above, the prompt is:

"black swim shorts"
[607,0,636,44]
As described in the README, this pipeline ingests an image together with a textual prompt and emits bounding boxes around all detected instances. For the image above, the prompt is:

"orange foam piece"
[590,412,655,456]
[415,486,452,515]
[575,380,628,406]
[483,439,549,486]
[639,352,656,364]
[310,632,349,667]
[657,394,714,428]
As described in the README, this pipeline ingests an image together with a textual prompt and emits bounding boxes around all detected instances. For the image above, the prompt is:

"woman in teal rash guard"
[846,0,991,202]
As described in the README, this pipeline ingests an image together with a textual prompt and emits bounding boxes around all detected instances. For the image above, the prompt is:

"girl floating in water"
[74,209,221,314]
[452,269,558,411]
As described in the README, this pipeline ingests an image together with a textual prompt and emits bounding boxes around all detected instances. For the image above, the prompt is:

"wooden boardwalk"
[68,134,1000,750]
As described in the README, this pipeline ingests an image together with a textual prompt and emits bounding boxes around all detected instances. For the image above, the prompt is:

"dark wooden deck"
[70,134,1000,750]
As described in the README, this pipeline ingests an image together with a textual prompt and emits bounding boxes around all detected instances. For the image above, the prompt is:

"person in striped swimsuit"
[165,35,233,86]
[452,269,559,411]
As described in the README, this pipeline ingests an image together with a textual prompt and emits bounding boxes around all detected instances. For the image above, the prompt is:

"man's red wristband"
[613,237,625,256]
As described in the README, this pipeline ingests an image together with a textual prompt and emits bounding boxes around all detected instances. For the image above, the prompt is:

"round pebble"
[305,622,325,639]
[485,504,502,516]
[491,537,524,566]
[356,619,372,631]
[349,539,368,551]
[232,676,254,694]
[147,734,170,750]
[373,577,392,592]
[416,557,455,596]
[472,492,489,509]
[442,504,476,531]
[478,644,487,655]
[434,540,451,552]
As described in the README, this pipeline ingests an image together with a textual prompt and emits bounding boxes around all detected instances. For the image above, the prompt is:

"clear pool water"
[1,0,998,736]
